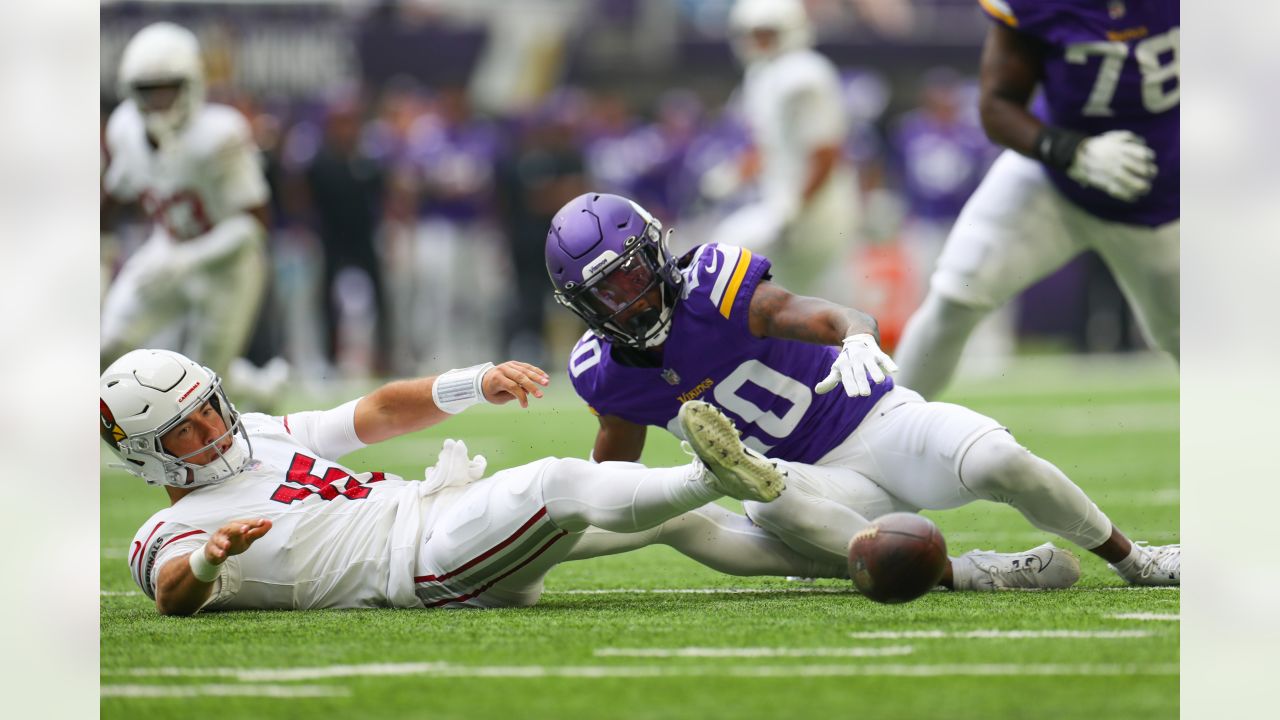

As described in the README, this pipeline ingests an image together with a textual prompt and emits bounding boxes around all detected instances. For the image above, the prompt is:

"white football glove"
[814,334,899,397]
[1066,130,1158,202]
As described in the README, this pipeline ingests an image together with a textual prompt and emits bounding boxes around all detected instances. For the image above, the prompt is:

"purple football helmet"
[545,192,684,349]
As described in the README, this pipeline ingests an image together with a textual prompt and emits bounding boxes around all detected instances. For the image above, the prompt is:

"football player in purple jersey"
[546,192,1179,587]
[895,0,1179,398]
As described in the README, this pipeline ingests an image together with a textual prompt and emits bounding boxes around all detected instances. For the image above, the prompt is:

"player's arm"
[747,280,878,345]
[153,518,271,616]
[801,144,842,207]
[747,281,897,397]
[352,361,551,445]
[976,22,1044,157]
[592,413,648,463]
[979,22,1156,200]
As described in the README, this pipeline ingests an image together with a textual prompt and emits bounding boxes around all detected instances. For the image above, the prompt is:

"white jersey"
[103,100,268,240]
[741,48,849,210]
[126,411,432,611]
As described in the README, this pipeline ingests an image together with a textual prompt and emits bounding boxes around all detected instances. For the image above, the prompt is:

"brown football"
[847,513,948,604]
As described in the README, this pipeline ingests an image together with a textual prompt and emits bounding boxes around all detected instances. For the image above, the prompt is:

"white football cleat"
[953,543,1081,591]
[679,400,785,503]
[1110,542,1180,586]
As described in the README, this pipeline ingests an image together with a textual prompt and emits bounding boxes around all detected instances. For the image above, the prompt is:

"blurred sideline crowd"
[100,0,1146,385]
[103,70,1008,381]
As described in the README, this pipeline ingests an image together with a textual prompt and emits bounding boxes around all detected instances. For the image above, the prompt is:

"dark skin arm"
[801,144,842,207]
[592,412,649,463]
[747,280,879,345]
[978,22,1046,156]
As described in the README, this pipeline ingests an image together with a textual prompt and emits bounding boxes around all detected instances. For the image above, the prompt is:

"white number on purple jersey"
[1066,27,1179,117]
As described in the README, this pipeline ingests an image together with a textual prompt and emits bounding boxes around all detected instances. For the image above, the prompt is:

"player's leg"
[565,503,849,580]
[894,151,1082,399]
[189,241,268,377]
[958,430,1179,585]
[1088,214,1180,362]
[101,239,188,368]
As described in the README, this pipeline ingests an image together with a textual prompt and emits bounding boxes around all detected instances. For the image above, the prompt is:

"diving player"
[894,0,1179,398]
[546,192,1179,587]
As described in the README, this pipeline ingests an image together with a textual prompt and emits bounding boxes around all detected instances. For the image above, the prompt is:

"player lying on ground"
[544,192,1179,587]
[104,349,880,615]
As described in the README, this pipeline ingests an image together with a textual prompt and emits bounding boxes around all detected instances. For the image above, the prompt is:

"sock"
[1108,543,1147,578]
[542,458,720,533]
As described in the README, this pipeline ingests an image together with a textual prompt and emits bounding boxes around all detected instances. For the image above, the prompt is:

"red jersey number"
[270,453,386,505]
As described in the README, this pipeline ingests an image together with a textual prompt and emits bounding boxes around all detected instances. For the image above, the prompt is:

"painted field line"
[849,630,1153,639]
[101,591,141,597]
[112,662,1178,681]
[594,646,914,658]
[101,684,349,698]
[548,587,847,595]
[1110,613,1180,621]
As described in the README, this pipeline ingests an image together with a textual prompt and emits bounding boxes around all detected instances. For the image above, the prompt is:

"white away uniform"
[125,405,750,611]
[712,48,860,300]
[101,100,270,374]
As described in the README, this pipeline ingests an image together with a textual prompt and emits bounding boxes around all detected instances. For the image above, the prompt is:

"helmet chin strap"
[636,306,673,349]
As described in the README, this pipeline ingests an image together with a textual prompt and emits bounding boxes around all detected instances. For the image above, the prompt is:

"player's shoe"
[1109,542,1180,586]
[953,543,1081,591]
[679,400,785,503]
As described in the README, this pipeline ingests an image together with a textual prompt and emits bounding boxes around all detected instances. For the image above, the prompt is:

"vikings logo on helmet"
[101,399,127,446]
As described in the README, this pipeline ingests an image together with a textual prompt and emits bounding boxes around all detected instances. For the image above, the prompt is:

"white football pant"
[895,150,1179,399]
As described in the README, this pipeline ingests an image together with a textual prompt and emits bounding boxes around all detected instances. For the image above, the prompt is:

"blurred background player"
[101,22,287,407]
[893,0,1180,399]
[703,0,860,302]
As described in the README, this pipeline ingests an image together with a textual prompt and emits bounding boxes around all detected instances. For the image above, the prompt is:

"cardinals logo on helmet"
[100,399,127,446]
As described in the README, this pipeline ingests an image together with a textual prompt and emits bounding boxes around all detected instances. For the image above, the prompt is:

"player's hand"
[482,361,550,408]
[204,518,272,564]
[814,334,898,397]
[1067,130,1157,202]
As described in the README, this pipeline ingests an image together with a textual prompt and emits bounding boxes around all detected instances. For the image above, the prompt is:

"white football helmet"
[728,0,814,65]
[100,349,251,489]
[117,22,206,144]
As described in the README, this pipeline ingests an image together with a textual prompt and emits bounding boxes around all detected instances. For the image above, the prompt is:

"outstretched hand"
[815,334,898,397]
[482,361,551,408]
[204,518,272,564]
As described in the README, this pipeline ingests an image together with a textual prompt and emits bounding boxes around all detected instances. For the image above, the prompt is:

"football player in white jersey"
[705,0,861,301]
[106,349,851,615]
[101,23,281,404]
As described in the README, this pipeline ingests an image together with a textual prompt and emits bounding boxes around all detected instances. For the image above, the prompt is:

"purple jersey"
[891,111,995,221]
[980,0,1179,226]
[568,243,892,464]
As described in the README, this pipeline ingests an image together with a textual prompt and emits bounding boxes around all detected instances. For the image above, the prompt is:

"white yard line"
[101,591,141,597]
[849,630,1154,639]
[101,684,349,698]
[547,587,847,595]
[110,662,1178,681]
[594,646,914,658]
[1109,613,1180,621]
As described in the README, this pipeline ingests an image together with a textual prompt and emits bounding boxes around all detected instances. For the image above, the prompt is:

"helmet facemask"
[113,377,253,489]
[130,78,198,145]
[554,224,683,350]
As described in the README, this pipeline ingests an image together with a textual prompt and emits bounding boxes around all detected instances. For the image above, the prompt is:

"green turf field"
[100,354,1179,719]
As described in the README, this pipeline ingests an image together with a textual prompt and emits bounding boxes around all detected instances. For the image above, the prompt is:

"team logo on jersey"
[100,399,127,445]
[661,368,682,386]
[1107,0,1126,19]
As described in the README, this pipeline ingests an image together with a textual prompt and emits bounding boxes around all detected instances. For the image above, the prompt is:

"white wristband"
[432,362,496,414]
[188,544,221,583]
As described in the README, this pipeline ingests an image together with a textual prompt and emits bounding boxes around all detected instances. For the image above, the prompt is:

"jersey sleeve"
[276,399,368,461]
[680,243,773,332]
[102,103,142,202]
[566,331,610,415]
[204,106,270,213]
[978,0,1058,38]
[127,516,211,601]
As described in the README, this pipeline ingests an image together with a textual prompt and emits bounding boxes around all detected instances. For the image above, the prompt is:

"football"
[848,513,949,604]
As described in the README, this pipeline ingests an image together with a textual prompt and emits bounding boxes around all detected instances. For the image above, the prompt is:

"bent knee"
[961,433,1049,499]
